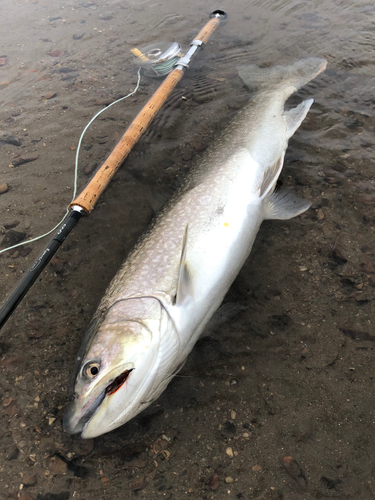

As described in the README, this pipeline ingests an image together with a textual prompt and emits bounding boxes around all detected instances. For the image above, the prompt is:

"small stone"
[39,436,55,452]
[331,246,348,265]
[0,55,7,66]
[361,261,375,273]
[101,476,110,486]
[85,162,97,175]
[182,150,192,161]
[7,446,19,460]
[73,33,85,40]
[230,410,236,420]
[3,400,19,416]
[226,447,234,458]
[94,98,114,106]
[191,142,207,152]
[209,473,219,491]
[358,193,375,206]
[131,476,146,491]
[299,266,308,272]
[224,421,237,434]
[19,494,35,500]
[252,464,262,472]
[49,455,68,474]
[316,208,325,220]
[0,183,8,194]
[49,50,62,57]
[72,438,94,456]
[22,474,37,486]
[3,221,20,229]
[2,135,21,146]
[45,92,57,99]
[50,257,66,273]
[281,455,307,491]
[225,477,234,484]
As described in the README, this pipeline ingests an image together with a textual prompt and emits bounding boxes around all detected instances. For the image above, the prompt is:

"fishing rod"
[0,10,227,330]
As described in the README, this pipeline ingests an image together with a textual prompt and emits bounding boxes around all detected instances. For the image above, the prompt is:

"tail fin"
[238,58,327,95]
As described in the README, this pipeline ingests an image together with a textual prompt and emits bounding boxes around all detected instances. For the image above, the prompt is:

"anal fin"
[265,187,311,220]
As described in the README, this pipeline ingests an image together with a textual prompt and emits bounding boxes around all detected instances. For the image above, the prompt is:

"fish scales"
[64,57,327,438]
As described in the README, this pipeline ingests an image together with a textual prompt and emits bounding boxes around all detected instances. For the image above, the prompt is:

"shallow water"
[1,0,375,498]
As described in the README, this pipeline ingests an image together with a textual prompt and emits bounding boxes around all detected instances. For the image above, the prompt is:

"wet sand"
[1,0,375,498]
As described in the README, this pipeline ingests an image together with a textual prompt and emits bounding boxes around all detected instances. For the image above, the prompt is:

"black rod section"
[0,210,83,330]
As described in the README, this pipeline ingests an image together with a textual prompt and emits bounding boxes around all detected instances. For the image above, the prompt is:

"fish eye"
[82,361,100,379]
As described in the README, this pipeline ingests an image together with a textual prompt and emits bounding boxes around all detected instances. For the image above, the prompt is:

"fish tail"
[238,57,327,94]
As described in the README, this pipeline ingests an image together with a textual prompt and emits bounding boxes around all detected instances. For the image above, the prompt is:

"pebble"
[182,149,193,162]
[361,261,375,273]
[19,494,34,500]
[0,182,8,194]
[49,455,68,474]
[316,208,325,220]
[3,220,19,229]
[49,50,62,57]
[2,135,21,146]
[50,257,66,274]
[22,474,37,486]
[45,92,57,99]
[39,436,55,452]
[191,141,207,152]
[85,162,97,175]
[225,477,234,484]
[331,246,348,265]
[358,193,375,206]
[0,55,7,66]
[71,438,94,457]
[131,476,146,491]
[252,464,262,472]
[209,473,219,491]
[226,447,234,458]
[95,98,114,106]
[281,455,307,491]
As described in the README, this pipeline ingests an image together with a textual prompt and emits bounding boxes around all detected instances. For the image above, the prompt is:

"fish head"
[63,297,174,438]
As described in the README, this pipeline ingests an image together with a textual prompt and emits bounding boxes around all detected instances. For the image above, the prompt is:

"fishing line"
[0,10,227,330]
[0,68,142,255]
[2,41,187,255]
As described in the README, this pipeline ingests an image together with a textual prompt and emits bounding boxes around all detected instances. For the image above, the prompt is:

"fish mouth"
[63,369,134,436]
[63,389,106,436]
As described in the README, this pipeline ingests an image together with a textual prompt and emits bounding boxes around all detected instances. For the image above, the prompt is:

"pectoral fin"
[175,224,193,305]
[265,187,311,220]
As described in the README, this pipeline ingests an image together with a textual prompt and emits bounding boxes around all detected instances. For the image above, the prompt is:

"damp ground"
[1,1,375,499]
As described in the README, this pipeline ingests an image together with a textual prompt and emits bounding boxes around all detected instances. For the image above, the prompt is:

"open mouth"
[64,369,134,435]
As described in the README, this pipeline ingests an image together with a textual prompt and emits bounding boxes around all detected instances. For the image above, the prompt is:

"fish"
[63,57,327,438]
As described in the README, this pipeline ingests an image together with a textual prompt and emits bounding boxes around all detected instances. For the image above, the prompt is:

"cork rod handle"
[70,14,224,214]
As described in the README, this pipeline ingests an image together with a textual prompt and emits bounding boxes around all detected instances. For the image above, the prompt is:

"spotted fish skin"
[64,58,327,439]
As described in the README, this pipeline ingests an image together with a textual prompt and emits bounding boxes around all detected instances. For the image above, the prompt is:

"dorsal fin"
[259,152,285,199]
[175,224,193,306]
